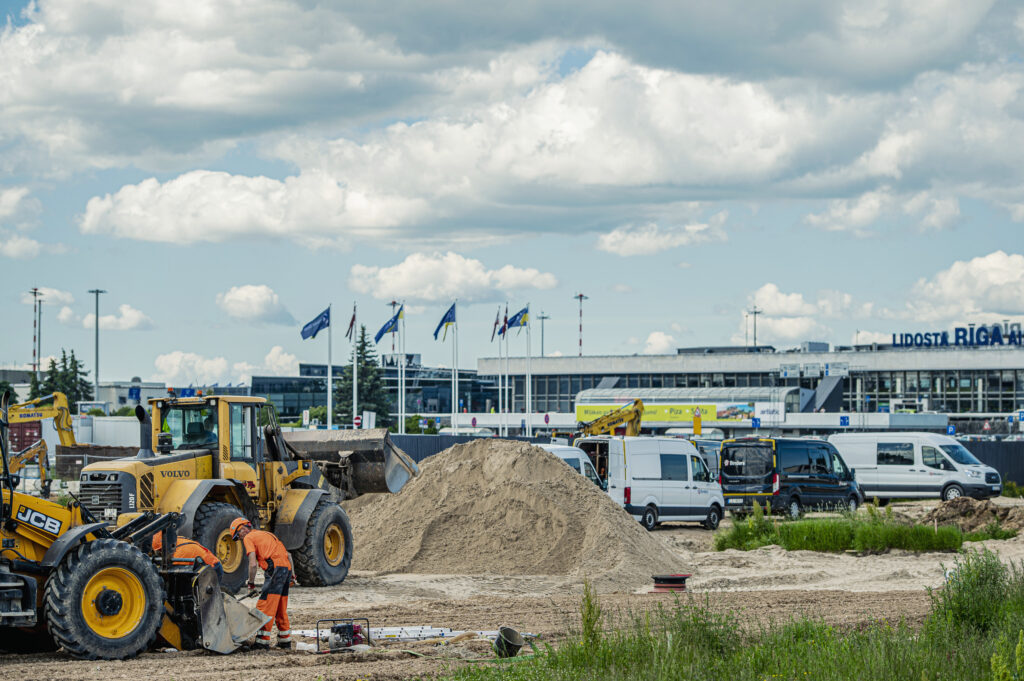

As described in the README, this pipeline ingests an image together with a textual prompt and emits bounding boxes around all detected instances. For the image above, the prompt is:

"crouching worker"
[152,530,224,581]
[231,518,295,650]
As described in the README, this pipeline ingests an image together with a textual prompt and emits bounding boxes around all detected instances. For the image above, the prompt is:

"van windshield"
[940,444,982,466]
[721,445,773,478]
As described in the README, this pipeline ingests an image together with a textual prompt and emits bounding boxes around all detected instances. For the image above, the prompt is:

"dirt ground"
[5,497,1020,680]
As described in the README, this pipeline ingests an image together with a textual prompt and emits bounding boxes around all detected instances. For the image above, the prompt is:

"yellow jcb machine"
[78,393,419,593]
[7,392,80,498]
[0,391,270,659]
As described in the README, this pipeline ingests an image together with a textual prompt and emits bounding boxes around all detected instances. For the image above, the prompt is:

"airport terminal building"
[477,323,1024,434]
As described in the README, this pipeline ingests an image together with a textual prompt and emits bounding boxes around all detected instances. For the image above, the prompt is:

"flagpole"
[353,304,358,429]
[498,326,504,436]
[526,306,532,437]
[453,303,459,430]
[399,303,406,434]
[327,304,333,430]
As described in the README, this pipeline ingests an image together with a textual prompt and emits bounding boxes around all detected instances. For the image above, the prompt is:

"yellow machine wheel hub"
[216,528,244,572]
[323,524,345,566]
[80,567,147,639]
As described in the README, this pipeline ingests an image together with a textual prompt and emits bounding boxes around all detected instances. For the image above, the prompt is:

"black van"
[719,438,863,518]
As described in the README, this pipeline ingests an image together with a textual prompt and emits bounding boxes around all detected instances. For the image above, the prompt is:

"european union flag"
[433,303,456,340]
[301,307,330,340]
[374,306,404,344]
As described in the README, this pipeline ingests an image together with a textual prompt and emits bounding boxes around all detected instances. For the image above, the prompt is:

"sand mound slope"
[922,497,1024,533]
[346,439,683,590]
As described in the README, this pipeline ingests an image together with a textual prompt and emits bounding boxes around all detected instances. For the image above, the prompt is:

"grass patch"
[712,502,963,553]
[966,521,1019,543]
[1003,481,1023,498]
[444,550,1024,681]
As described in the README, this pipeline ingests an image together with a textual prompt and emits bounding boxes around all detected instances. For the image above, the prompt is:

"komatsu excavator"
[0,391,270,659]
[6,392,79,498]
[78,394,419,593]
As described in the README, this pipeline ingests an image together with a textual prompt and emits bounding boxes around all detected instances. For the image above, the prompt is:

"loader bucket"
[193,566,270,653]
[281,428,419,496]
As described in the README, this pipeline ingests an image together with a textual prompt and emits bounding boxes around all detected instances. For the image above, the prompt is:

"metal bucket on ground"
[493,626,524,658]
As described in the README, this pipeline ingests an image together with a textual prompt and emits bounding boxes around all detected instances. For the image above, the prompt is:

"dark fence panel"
[963,441,1024,485]
[390,434,548,464]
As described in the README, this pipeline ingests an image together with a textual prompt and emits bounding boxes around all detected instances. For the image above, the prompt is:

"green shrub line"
[442,549,1024,681]
[1002,481,1024,498]
[711,502,1015,553]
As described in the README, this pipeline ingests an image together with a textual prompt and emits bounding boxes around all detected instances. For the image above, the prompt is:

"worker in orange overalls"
[151,530,223,581]
[231,518,294,650]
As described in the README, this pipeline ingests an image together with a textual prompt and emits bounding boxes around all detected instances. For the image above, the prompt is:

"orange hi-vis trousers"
[256,566,291,644]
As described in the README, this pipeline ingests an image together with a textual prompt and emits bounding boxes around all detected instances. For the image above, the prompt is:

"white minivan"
[537,443,605,490]
[827,432,1001,502]
[575,436,725,531]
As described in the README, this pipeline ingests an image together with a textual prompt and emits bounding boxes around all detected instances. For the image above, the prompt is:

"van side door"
[659,453,689,520]
[807,444,836,508]
[875,441,917,497]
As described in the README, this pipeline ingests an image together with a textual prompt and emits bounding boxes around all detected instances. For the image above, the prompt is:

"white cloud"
[83,304,154,331]
[20,287,75,306]
[0,187,32,220]
[751,283,817,317]
[643,331,676,354]
[0,234,42,258]
[349,251,557,303]
[596,212,728,256]
[57,306,80,325]
[612,283,633,293]
[154,346,298,385]
[805,187,959,234]
[677,262,692,269]
[908,250,1024,322]
[215,284,294,325]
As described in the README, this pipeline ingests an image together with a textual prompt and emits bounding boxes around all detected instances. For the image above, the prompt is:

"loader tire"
[293,500,353,587]
[44,538,164,660]
[192,502,247,595]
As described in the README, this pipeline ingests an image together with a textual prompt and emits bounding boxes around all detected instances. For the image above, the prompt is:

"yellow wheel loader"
[0,392,269,659]
[77,394,418,593]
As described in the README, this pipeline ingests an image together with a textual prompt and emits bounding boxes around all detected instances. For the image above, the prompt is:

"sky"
[3,0,1024,386]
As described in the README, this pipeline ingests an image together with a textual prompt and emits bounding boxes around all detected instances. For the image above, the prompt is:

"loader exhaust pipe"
[136,404,155,459]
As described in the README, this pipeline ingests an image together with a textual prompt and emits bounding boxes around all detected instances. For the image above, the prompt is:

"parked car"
[537,443,605,489]
[719,437,863,519]
[827,432,1001,502]
[574,436,725,531]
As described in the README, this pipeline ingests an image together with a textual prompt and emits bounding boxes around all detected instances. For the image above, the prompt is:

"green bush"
[966,522,1019,542]
[928,549,1024,635]
[1003,481,1024,498]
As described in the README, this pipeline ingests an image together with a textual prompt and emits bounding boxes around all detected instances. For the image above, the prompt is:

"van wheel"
[943,484,964,502]
[703,505,721,530]
[641,506,658,532]
[786,498,801,520]
[847,496,859,513]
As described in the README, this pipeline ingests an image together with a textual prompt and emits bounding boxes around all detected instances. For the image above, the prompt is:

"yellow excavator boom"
[579,399,644,437]
[9,392,77,446]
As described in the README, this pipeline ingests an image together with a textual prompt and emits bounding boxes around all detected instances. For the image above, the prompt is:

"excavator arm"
[579,399,644,437]
[9,393,77,446]
[8,439,50,496]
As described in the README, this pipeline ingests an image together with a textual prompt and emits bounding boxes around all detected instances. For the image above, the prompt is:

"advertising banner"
[576,402,755,423]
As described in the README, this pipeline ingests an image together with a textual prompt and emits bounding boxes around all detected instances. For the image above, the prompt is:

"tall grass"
[444,549,1024,681]
[713,501,963,553]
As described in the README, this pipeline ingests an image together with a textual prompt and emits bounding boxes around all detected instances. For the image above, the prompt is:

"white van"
[575,436,725,531]
[827,432,1001,502]
[537,443,605,490]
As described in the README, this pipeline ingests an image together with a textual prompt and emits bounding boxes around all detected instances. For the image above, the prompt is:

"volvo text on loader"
[78,393,418,593]
[0,391,270,659]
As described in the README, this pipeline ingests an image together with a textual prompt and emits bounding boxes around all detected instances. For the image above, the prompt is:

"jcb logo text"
[16,506,62,534]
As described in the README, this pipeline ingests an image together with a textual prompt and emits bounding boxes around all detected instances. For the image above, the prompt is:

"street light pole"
[537,312,550,357]
[88,289,106,404]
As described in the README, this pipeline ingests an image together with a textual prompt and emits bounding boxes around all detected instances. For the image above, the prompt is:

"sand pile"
[922,497,1024,533]
[345,439,683,590]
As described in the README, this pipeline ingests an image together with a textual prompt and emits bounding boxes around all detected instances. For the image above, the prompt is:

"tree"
[0,380,18,403]
[334,325,392,427]
[35,349,94,413]
[112,405,136,417]
[27,372,41,400]
[404,414,438,434]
